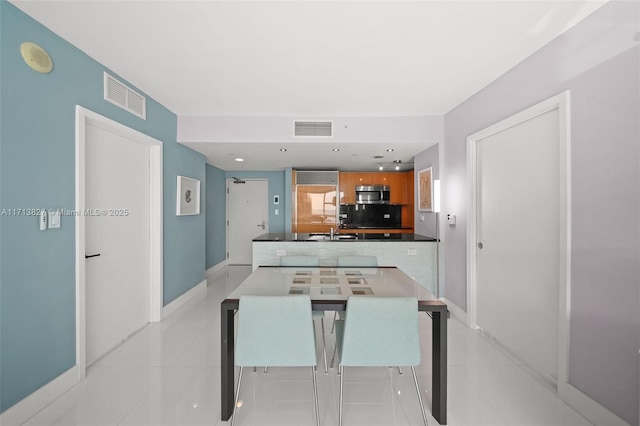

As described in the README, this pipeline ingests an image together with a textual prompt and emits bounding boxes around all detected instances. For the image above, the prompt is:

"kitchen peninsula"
[252,232,437,293]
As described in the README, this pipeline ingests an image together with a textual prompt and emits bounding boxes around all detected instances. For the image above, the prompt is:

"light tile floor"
[22,266,593,426]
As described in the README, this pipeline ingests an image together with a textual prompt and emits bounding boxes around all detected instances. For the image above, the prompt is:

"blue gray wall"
[206,164,227,268]
[0,2,205,411]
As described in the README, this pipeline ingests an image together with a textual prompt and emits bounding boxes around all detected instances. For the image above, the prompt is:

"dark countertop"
[253,233,437,242]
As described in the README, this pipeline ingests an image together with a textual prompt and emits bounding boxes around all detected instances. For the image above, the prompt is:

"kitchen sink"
[305,233,358,241]
[306,233,332,241]
[335,233,358,239]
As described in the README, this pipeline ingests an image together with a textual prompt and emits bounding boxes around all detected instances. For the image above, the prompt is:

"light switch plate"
[447,214,456,225]
[48,209,61,229]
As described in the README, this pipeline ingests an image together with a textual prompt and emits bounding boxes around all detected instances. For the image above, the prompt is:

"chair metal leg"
[330,311,337,334]
[411,366,429,426]
[339,365,344,426]
[313,317,328,373]
[330,345,336,369]
[330,323,340,370]
[398,366,403,375]
[311,367,320,426]
[320,317,328,374]
[231,366,244,426]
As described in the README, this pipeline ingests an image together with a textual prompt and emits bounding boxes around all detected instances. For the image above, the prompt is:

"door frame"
[466,91,571,396]
[75,106,163,378]
[226,178,269,264]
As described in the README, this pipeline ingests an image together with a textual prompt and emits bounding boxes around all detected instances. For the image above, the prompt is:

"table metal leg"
[432,310,447,424]
[221,303,236,421]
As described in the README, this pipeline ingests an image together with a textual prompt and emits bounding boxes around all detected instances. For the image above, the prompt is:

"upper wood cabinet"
[389,172,407,204]
[338,172,355,204]
[354,173,374,186]
[339,171,413,205]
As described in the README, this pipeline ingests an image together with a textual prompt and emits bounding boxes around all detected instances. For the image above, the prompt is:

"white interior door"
[227,179,269,265]
[475,108,560,383]
[85,121,150,365]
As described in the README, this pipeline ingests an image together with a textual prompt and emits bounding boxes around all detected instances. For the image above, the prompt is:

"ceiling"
[180,140,429,172]
[11,0,607,171]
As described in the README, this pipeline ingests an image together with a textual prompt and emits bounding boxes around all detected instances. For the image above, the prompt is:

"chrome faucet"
[330,224,340,240]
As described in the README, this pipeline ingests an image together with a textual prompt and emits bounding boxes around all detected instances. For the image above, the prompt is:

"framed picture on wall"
[176,176,200,216]
[418,167,433,211]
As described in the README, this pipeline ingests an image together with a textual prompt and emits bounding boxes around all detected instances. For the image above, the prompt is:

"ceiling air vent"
[294,121,333,137]
[103,72,146,119]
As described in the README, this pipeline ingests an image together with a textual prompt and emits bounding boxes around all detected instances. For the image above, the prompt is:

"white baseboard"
[438,298,631,426]
[1,277,213,424]
[564,383,631,426]
[441,297,467,324]
[162,279,207,320]
[0,366,79,426]
[206,260,227,278]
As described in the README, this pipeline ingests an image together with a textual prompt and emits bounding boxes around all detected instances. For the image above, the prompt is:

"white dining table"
[220,266,448,424]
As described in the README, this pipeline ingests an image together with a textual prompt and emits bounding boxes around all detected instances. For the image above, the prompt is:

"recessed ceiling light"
[386,149,394,152]
[379,164,384,170]
[234,158,244,162]
[280,148,287,152]
[332,148,340,152]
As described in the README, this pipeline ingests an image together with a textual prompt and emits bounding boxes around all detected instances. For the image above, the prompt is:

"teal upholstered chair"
[334,296,428,426]
[336,255,378,268]
[279,255,328,373]
[232,295,319,426]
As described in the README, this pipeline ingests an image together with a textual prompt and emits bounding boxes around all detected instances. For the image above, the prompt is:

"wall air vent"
[295,170,338,185]
[103,72,146,119]
[294,121,333,137]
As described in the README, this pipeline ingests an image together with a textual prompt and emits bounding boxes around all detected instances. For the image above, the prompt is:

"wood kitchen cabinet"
[354,173,374,186]
[337,170,415,233]
[389,172,407,204]
[339,171,412,205]
[338,172,357,204]
[377,172,391,186]
[403,170,414,228]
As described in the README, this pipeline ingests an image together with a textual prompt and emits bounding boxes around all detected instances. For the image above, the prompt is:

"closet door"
[476,108,560,383]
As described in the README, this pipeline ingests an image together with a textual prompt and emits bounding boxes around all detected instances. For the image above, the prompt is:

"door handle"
[257,220,265,230]
[85,253,101,259]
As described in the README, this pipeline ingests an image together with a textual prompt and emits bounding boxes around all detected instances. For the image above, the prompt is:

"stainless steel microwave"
[355,185,390,204]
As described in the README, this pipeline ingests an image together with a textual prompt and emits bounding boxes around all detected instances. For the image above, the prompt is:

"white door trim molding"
[75,106,163,379]
[466,91,571,396]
